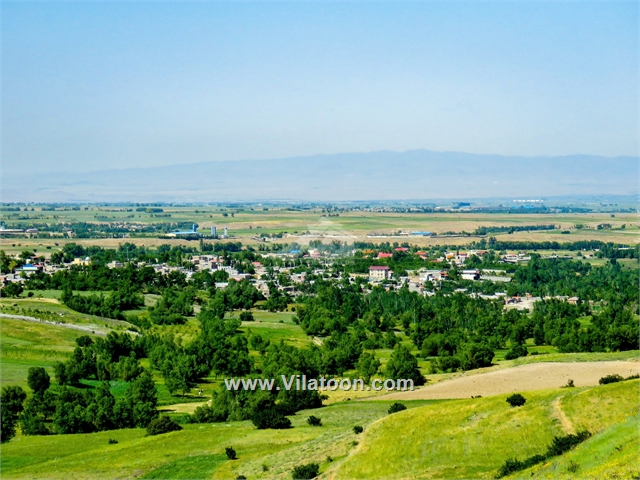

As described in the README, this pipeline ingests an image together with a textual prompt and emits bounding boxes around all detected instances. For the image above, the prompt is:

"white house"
[369,265,392,280]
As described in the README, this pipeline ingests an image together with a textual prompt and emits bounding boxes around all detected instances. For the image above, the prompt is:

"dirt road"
[0,313,110,336]
[375,361,640,400]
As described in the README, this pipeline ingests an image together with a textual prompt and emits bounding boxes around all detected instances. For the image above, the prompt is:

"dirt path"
[551,396,574,434]
[0,313,110,336]
[374,361,640,401]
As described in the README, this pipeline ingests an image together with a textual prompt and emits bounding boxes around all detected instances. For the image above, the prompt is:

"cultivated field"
[377,361,640,400]
[1,208,637,255]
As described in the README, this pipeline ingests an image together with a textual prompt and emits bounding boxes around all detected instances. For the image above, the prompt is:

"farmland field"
[1,207,638,255]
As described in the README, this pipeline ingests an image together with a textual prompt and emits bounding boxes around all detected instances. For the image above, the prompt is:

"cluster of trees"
[473,238,637,258]
[473,225,556,235]
[509,255,637,302]
[60,288,144,320]
[531,300,638,353]
[149,307,252,395]
[53,333,145,385]
[24,262,188,292]
[0,366,158,440]
[147,288,196,325]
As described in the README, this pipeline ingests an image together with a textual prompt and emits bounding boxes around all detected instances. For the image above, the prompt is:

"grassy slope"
[1,317,102,390]
[513,414,640,480]
[1,382,636,479]
[0,400,432,479]
[329,380,639,479]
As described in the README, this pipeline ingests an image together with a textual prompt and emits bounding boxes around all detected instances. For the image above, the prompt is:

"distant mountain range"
[3,150,637,203]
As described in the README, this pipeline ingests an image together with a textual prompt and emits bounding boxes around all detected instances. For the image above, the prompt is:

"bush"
[146,416,183,436]
[504,343,528,360]
[239,311,254,322]
[563,379,575,388]
[495,431,591,478]
[251,408,292,430]
[291,462,319,479]
[225,446,237,460]
[545,431,591,457]
[108,438,118,444]
[506,394,526,407]
[388,402,407,414]
[306,415,322,427]
[599,374,623,385]
[496,455,545,478]
[353,425,363,434]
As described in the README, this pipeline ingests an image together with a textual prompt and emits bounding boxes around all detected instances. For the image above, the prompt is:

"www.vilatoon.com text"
[224,375,415,392]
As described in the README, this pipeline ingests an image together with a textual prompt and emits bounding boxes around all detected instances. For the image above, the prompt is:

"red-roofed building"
[377,252,393,259]
[394,247,409,252]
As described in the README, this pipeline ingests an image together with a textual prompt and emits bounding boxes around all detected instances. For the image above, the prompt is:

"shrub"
[496,455,545,478]
[306,415,322,427]
[108,438,118,444]
[251,408,292,430]
[388,402,407,414]
[599,374,623,385]
[545,431,591,457]
[291,462,319,479]
[239,311,254,322]
[146,416,183,436]
[506,394,526,407]
[567,460,580,474]
[563,379,575,388]
[225,446,237,460]
[504,343,528,360]
[353,425,363,434]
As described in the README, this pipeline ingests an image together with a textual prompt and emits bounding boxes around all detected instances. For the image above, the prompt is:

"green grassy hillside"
[0,317,101,390]
[1,380,636,479]
[329,380,639,480]
[513,414,639,480]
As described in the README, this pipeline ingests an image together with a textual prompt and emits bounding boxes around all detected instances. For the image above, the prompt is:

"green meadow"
[1,379,636,479]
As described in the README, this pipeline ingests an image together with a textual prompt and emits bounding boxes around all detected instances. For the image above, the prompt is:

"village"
[1,244,581,310]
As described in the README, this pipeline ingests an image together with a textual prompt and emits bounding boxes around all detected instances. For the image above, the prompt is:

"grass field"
[514,414,640,480]
[0,297,132,332]
[1,380,636,479]
[330,380,639,480]
[0,317,101,390]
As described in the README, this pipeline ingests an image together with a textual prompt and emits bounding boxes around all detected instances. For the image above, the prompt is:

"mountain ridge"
[4,150,637,202]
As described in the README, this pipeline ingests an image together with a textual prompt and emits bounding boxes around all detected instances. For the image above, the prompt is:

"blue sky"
[3,2,637,176]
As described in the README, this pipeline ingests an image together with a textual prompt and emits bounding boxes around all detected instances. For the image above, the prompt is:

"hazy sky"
[3,2,638,176]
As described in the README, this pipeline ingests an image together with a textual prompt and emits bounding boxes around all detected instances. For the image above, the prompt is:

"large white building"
[369,265,392,280]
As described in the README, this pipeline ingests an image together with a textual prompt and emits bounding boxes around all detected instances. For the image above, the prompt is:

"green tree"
[3,282,24,298]
[87,382,116,431]
[27,367,50,396]
[146,415,182,436]
[385,345,425,386]
[357,352,381,383]
[458,343,495,370]
[1,386,26,442]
